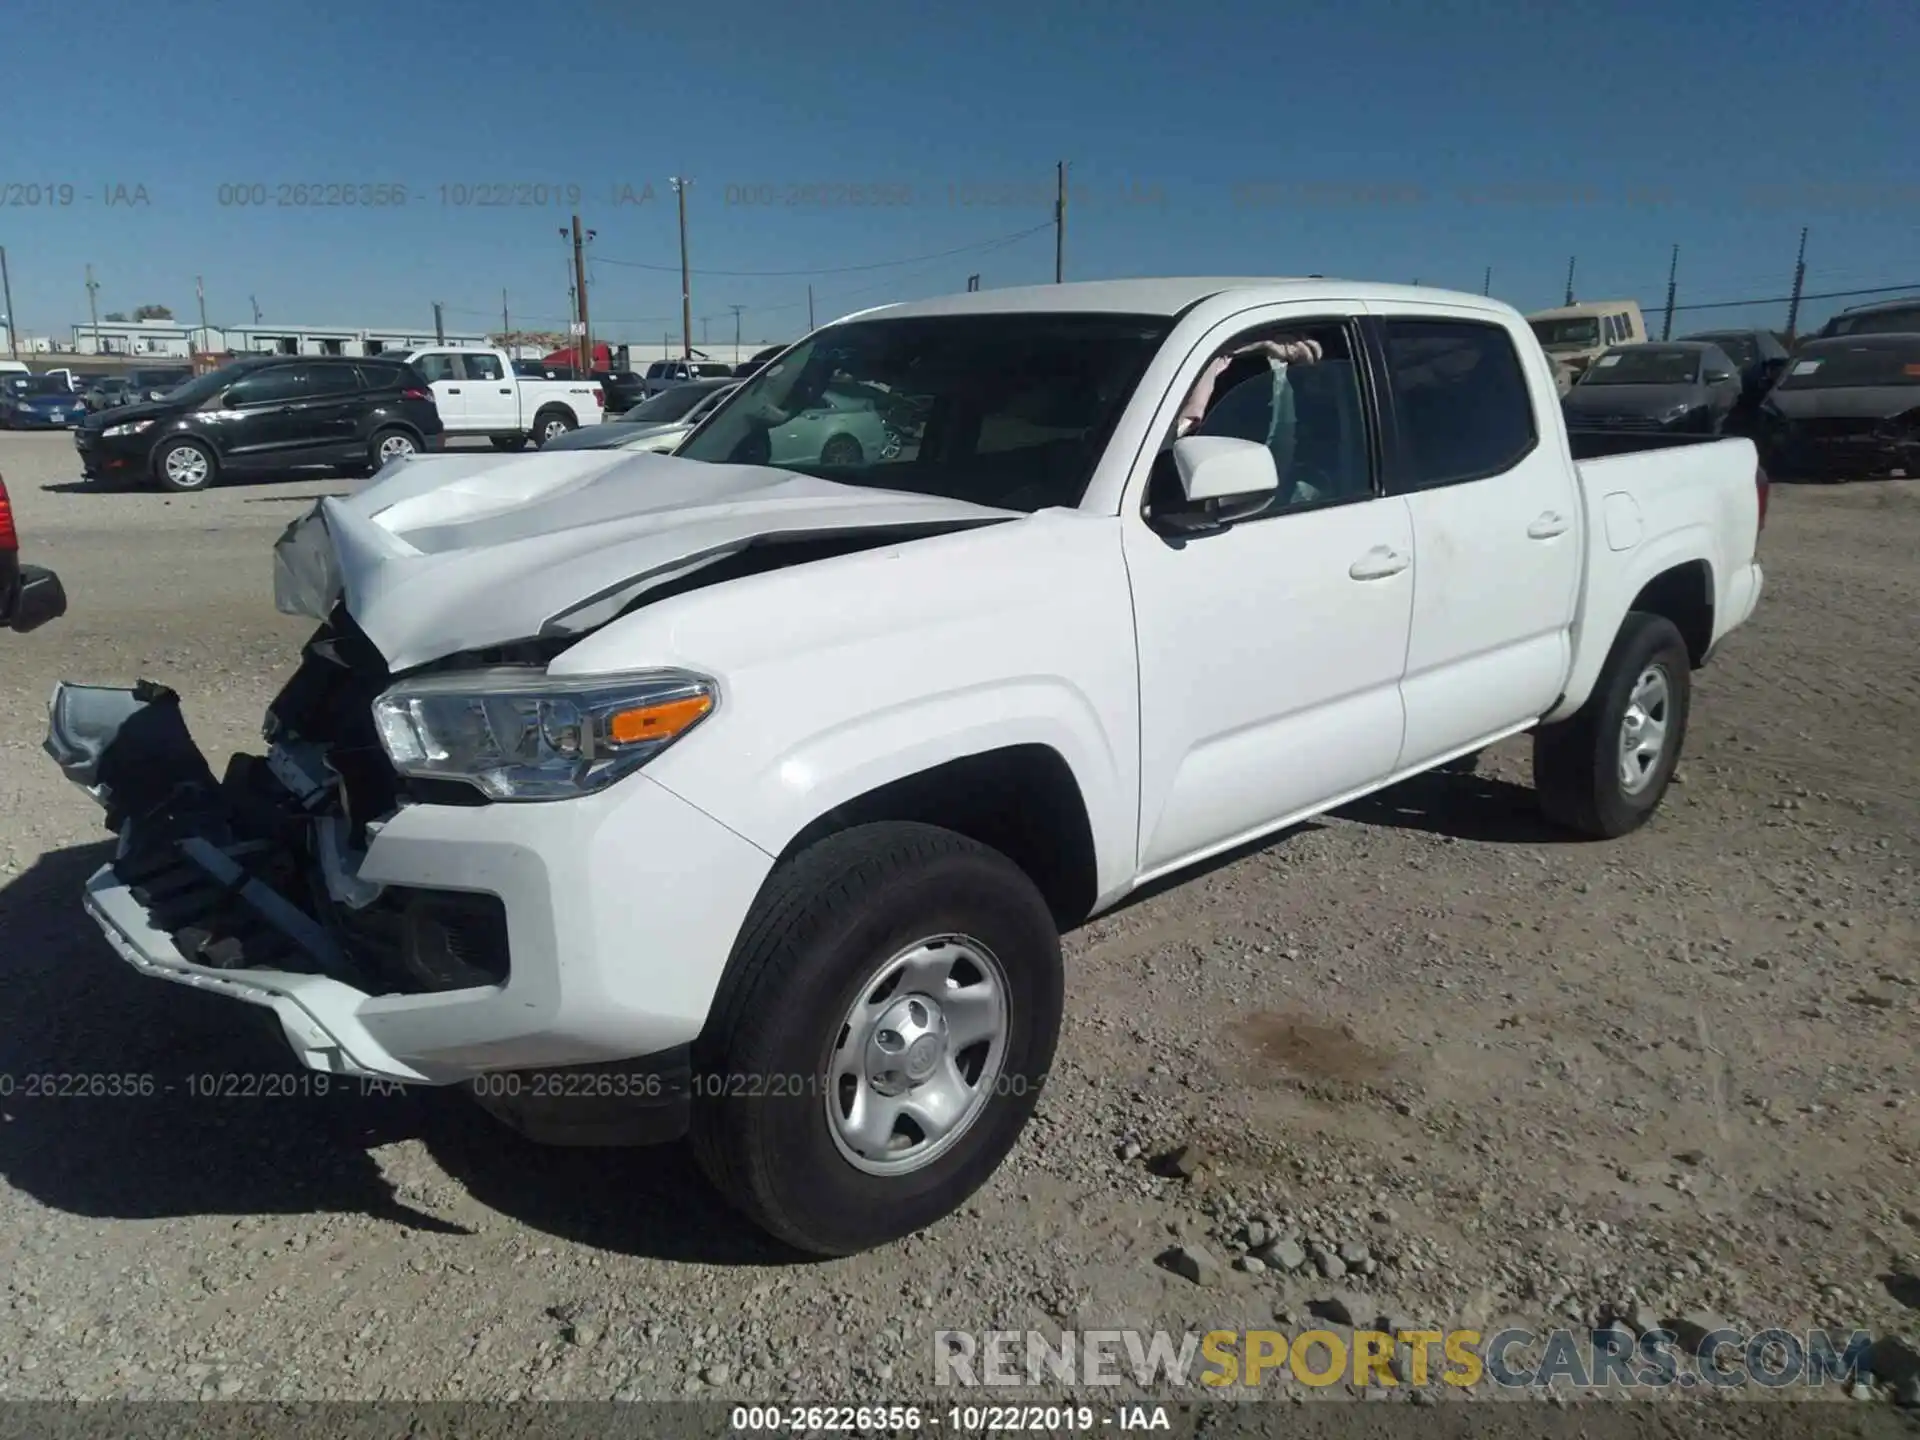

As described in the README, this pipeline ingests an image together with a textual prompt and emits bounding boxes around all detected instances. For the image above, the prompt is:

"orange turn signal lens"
[607,693,713,746]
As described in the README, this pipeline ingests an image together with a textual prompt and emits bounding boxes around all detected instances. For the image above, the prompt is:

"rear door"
[457,351,518,431]
[410,351,465,425]
[1369,309,1583,769]
[293,364,367,460]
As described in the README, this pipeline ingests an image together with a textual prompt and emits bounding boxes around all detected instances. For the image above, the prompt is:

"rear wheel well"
[775,745,1098,930]
[1628,561,1714,666]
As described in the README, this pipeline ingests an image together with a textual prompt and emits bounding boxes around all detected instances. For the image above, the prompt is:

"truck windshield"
[1580,348,1701,385]
[1777,340,1920,389]
[675,313,1171,512]
[1531,317,1600,348]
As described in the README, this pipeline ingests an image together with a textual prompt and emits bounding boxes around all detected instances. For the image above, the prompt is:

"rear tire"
[1533,611,1691,838]
[690,822,1063,1256]
[153,437,217,493]
[532,409,574,447]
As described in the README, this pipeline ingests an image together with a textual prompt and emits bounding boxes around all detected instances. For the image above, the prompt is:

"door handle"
[499,387,512,394]
[1348,546,1410,581]
[1527,511,1570,539]
[446,387,462,394]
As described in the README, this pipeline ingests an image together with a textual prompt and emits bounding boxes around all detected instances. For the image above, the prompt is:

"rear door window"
[1381,319,1538,489]
[458,352,504,381]
[305,366,362,397]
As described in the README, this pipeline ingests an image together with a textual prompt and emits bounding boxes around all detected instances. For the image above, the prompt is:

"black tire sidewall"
[821,436,862,465]
[535,411,573,445]
[704,839,1062,1254]
[152,438,215,492]
[1587,614,1691,832]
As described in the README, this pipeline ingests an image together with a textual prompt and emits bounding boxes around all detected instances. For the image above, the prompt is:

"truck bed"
[1567,429,1730,461]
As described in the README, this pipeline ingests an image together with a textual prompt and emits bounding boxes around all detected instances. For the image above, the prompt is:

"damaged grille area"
[81,611,524,998]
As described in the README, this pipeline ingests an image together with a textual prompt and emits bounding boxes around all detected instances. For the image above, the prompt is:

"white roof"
[851,276,1512,321]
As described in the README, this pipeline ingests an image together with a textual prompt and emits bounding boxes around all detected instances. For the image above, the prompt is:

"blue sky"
[3,0,1915,348]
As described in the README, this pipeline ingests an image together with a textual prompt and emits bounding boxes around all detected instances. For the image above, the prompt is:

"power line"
[1635,280,1920,317]
[590,222,1052,279]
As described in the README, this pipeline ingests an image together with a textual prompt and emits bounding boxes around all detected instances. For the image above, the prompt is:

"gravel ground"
[0,431,1916,1415]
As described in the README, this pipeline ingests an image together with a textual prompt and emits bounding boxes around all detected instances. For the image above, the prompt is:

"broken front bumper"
[44,680,774,1117]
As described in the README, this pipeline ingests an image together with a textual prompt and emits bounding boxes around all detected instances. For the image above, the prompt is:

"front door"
[1124,309,1416,878]
[212,363,313,469]
[458,351,518,432]
[1372,310,1582,769]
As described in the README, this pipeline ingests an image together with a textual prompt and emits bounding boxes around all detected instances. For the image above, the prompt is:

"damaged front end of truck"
[40,447,1018,1128]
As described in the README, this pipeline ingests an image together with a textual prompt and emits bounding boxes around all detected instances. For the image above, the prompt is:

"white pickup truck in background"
[45,277,1764,1258]
[393,345,605,448]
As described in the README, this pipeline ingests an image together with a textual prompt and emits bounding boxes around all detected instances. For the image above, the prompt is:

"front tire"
[690,822,1063,1256]
[153,437,217,493]
[369,426,418,470]
[1533,611,1692,838]
[820,434,864,466]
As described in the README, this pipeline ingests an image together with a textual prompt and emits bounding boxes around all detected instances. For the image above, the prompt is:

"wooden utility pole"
[1054,162,1067,283]
[433,302,445,344]
[569,213,592,369]
[807,284,814,330]
[671,178,692,358]
[1482,265,1491,296]
[730,303,744,363]
[1785,227,1810,342]
[195,276,210,352]
[85,264,101,349]
[1660,244,1679,340]
[967,273,981,292]
[0,247,16,357]
[1563,256,1576,305]
[501,288,510,340]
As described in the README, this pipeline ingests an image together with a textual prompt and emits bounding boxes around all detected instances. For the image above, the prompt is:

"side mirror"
[8,565,67,633]
[1171,436,1280,504]
[1151,437,1280,535]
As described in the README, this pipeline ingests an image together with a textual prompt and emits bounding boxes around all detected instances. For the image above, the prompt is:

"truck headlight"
[371,668,716,800]
[104,419,155,438]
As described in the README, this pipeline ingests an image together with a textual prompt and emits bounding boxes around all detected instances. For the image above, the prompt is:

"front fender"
[652,677,1136,906]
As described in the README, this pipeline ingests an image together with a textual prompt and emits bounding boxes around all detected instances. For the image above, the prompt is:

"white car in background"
[759,382,901,465]
[543,380,741,454]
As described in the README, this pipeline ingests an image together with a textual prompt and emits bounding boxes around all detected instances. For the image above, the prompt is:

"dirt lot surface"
[0,430,1915,1421]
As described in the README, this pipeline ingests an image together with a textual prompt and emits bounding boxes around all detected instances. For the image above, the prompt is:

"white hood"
[272,448,1018,672]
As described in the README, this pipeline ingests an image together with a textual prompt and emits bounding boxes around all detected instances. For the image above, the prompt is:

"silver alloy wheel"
[1618,663,1672,795]
[825,934,1010,1176]
[163,444,210,487]
[540,415,569,443]
[377,432,417,463]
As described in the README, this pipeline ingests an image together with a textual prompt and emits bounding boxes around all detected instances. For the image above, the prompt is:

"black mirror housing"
[9,565,66,633]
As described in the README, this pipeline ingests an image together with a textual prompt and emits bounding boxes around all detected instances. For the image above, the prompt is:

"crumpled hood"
[272,448,1020,672]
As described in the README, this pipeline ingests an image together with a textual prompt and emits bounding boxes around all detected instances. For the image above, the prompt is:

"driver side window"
[1157,319,1376,522]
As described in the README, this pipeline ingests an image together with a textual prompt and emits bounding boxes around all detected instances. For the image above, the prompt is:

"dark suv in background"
[75,356,444,492]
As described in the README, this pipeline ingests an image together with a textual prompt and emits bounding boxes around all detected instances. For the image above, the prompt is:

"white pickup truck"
[393,345,605,448]
[44,278,1765,1257]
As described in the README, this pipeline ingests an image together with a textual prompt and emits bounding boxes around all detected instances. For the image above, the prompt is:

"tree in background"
[133,304,174,321]
[103,311,128,323]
